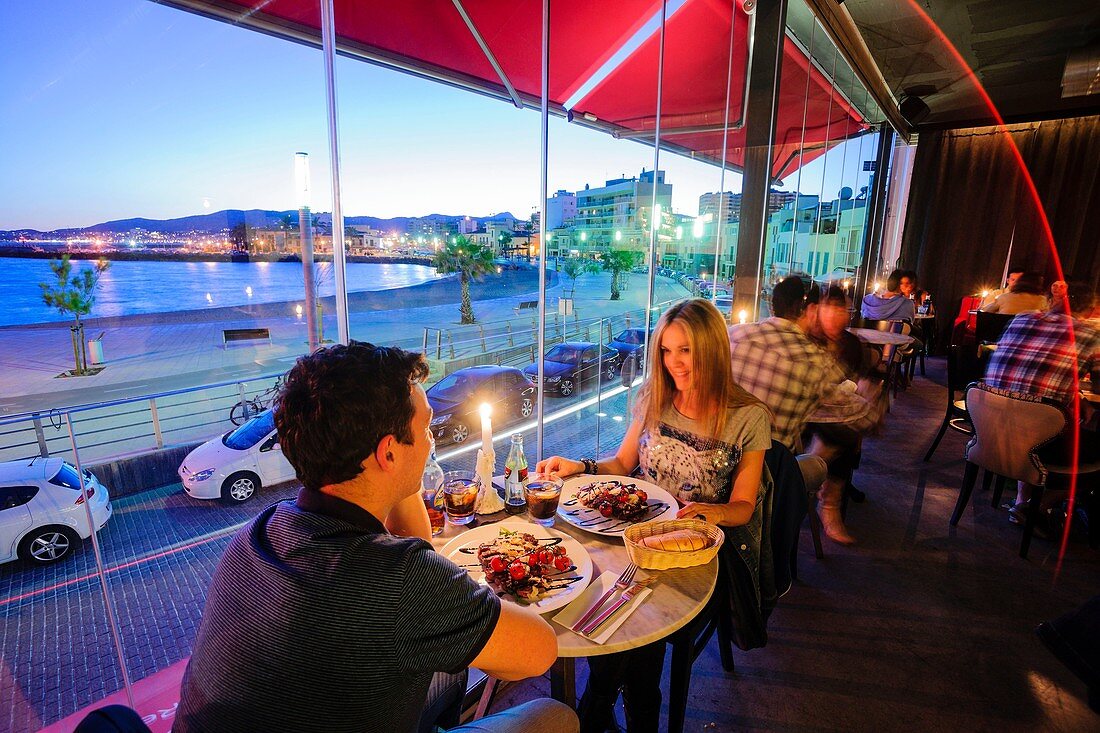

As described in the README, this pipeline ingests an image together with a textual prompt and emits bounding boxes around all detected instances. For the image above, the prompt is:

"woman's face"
[660,321,693,392]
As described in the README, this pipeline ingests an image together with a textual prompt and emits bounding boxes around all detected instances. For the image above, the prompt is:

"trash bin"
[87,335,105,365]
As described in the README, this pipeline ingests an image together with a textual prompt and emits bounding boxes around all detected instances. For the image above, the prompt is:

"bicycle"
[229,377,284,425]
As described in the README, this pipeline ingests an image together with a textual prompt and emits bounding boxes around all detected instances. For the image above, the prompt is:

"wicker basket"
[623,519,724,570]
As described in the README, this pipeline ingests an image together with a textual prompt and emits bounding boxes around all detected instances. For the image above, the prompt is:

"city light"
[245,286,253,297]
[295,304,303,318]
[580,231,587,242]
[615,230,622,241]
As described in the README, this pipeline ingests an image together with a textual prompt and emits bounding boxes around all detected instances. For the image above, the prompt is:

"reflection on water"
[1,257,444,326]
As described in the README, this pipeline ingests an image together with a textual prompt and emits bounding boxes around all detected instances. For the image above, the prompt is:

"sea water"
[0,257,443,326]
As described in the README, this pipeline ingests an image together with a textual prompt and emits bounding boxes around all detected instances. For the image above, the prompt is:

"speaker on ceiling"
[899,95,931,126]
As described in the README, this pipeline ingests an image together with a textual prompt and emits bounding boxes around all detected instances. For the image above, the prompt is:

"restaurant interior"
[5,1,1100,731]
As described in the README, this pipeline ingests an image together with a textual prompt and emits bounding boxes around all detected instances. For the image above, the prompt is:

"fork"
[571,563,637,632]
[580,578,653,636]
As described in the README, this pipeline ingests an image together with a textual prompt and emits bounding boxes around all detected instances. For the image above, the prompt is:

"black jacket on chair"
[719,440,808,650]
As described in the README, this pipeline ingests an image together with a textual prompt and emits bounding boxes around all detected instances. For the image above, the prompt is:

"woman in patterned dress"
[538,298,772,732]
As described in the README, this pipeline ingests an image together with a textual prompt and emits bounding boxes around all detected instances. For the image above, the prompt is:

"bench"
[513,300,538,315]
[222,327,271,348]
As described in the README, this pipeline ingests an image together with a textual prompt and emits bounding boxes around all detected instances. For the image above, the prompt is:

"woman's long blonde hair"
[638,298,763,439]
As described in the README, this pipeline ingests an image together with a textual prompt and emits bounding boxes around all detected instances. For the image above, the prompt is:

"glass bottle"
[421,440,446,536]
[503,433,528,515]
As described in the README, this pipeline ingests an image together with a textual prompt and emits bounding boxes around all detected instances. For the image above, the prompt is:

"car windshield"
[223,411,276,450]
[48,462,83,491]
[545,345,582,362]
[614,330,643,344]
[428,372,479,401]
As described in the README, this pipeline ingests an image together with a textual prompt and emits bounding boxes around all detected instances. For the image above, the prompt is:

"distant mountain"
[2,209,521,237]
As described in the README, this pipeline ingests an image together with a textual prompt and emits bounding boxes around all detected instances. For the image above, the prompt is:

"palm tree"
[433,235,496,324]
[39,255,110,375]
[561,257,598,298]
[603,250,637,301]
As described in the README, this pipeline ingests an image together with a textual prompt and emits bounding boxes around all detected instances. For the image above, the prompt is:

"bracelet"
[581,458,598,475]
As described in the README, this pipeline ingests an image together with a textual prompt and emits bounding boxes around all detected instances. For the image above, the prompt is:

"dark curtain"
[898,116,1100,350]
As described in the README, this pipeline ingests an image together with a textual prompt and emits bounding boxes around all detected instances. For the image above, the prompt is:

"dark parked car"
[523,342,620,397]
[427,366,534,445]
[607,328,653,363]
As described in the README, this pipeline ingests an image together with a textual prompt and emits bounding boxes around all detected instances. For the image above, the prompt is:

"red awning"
[160,0,866,177]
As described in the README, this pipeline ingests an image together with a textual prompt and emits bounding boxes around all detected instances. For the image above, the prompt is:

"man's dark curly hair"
[273,341,429,492]
[771,275,820,320]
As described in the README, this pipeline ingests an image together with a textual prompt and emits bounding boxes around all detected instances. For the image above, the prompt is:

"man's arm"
[385,492,432,540]
[469,602,558,681]
[807,355,883,433]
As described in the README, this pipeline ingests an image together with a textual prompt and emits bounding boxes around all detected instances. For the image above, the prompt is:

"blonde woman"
[538,298,771,732]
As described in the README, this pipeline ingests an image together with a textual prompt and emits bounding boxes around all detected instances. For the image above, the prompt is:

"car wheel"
[604,362,618,381]
[518,398,534,418]
[18,525,80,565]
[559,378,575,396]
[451,422,470,444]
[221,471,260,504]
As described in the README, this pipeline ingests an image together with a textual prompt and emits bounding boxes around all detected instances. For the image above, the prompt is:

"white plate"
[557,475,679,537]
[438,520,593,614]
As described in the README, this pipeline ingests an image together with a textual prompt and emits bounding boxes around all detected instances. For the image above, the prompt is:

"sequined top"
[637,403,771,505]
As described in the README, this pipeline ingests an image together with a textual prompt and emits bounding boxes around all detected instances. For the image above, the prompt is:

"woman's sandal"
[1007,501,1029,525]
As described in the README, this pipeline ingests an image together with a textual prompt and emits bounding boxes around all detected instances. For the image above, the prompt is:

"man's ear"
[373,435,397,472]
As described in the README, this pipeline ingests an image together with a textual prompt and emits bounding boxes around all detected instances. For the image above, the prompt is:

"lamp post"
[296,152,319,353]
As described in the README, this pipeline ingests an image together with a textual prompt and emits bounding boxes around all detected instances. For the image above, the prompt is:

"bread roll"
[637,529,711,552]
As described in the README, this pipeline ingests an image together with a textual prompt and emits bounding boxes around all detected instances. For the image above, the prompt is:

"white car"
[0,457,113,565]
[179,410,296,504]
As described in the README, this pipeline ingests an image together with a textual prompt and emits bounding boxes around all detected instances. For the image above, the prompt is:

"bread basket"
[623,519,724,570]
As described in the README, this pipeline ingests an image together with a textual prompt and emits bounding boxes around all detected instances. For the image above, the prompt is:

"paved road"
[0,389,631,733]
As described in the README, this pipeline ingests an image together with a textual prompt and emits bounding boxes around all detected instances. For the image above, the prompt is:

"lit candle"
[737,309,748,325]
[981,290,989,299]
[479,403,493,456]
[873,281,881,292]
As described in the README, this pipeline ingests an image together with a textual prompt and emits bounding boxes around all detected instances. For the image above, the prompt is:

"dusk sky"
[0,1,875,232]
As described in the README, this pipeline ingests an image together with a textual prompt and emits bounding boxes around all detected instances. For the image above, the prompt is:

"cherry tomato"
[527,554,541,567]
[599,504,614,517]
[539,549,555,565]
[617,493,630,502]
[553,556,572,571]
[508,562,527,580]
[554,545,567,556]
[489,556,507,573]
[636,490,648,502]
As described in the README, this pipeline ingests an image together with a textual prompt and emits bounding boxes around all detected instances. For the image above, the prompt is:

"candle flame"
[737,309,748,324]
[479,403,492,419]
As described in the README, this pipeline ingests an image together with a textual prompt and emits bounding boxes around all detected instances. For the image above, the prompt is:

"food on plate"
[575,480,651,521]
[637,529,712,552]
[476,528,573,602]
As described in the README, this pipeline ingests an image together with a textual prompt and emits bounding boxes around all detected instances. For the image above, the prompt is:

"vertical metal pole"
[787,18,816,277]
[640,0,668,382]
[320,0,350,345]
[299,205,319,353]
[66,414,135,709]
[536,0,550,463]
[712,1,738,300]
[149,398,164,449]
[33,415,49,457]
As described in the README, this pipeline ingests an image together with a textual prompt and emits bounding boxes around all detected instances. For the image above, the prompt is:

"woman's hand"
[676,501,728,526]
[535,456,584,478]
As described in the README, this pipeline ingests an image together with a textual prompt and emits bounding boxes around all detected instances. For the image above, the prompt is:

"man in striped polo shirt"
[176,342,576,733]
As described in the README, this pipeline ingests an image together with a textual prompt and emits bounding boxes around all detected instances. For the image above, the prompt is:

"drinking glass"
[442,470,480,525]
[524,473,563,527]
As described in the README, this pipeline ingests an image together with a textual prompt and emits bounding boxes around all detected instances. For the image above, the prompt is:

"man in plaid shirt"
[984,294,1100,406]
[729,277,883,543]
[983,285,1100,525]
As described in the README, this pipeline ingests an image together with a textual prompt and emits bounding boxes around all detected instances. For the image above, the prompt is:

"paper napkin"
[553,570,653,644]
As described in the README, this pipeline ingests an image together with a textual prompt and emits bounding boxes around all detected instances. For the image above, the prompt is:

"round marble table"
[848,326,915,347]
[432,510,717,707]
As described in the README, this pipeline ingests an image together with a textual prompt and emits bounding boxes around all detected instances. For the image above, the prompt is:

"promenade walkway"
[0,271,691,416]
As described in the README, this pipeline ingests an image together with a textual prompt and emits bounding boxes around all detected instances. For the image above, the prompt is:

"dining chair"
[862,319,914,397]
[949,383,1066,558]
[923,345,980,461]
[975,311,1016,346]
